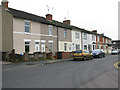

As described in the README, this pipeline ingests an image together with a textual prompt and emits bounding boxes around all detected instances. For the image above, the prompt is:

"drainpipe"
[81,31,83,50]
[57,26,59,52]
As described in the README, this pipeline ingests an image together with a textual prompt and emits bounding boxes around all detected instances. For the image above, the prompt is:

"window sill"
[25,32,31,35]
[49,35,53,36]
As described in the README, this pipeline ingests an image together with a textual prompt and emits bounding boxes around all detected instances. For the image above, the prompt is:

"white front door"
[41,43,45,52]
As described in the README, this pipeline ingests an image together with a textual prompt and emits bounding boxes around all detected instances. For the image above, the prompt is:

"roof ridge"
[9,8,46,19]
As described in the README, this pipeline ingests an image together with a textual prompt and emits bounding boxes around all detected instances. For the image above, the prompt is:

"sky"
[6,0,119,40]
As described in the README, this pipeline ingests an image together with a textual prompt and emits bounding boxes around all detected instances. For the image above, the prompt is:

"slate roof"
[9,8,72,29]
[8,7,111,40]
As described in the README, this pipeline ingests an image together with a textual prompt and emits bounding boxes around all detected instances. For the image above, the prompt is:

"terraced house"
[0,0,112,60]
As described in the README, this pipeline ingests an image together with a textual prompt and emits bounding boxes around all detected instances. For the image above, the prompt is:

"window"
[25,42,30,52]
[106,39,107,43]
[97,36,99,42]
[88,44,92,51]
[35,42,40,52]
[84,45,87,50]
[92,35,95,41]
[49,43,53,52]
[64,43,67,51]
[49,25,52,35]
[25,21,30,33]
[69,44,72,52]
[84,50,89,54]
[103,38,104,42]
[41,43,45,52]
[76,44,80,50]
[64,29,67,37]
[97,46,99,49]
[84,33,87,40]
[75,32,79,39]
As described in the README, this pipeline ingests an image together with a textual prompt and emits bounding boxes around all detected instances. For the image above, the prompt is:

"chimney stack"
[63,20,71,25]
[1,0,9,10]
[46,14,52,21]
[92,30,97,33]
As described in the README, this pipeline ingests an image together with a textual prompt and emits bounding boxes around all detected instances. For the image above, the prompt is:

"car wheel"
[91,56,93,60]
[98,55,100,58]
[73,58,76,61]
[83,57,87,61]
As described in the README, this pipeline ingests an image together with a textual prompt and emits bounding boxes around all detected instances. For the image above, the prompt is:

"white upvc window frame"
[83,33,87,40]
[48,25,53,36]
[49,42,53,52]
[75,32,80,39]
[35,40,40,52]
[64,29,67,37]
[25,20,31,33]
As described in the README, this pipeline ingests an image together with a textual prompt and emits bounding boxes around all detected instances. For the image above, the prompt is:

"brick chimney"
[1,0,9,10]
[46,14,52,21]
[92,30,97,33]
[63,20,71,25]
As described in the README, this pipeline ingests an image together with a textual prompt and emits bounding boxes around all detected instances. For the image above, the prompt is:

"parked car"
[92,49,105,58]
[73,50,93,60]
[111,49,119,55]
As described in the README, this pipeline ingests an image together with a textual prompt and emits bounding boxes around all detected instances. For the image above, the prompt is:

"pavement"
[2,58,73,66]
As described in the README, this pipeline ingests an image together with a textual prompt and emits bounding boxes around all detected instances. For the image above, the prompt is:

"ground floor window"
[84,45,87,50]
[35,42,40,52]
[25,42,30,53]
[64,43,67,51]
[76,44,80,50]
[49,43,53,52]
[69,44,72,52]
[88,44,92,51]
[97,46,99,49]
[41,43,45,52]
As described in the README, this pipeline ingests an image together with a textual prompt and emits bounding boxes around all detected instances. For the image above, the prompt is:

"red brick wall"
[62,52,73,59]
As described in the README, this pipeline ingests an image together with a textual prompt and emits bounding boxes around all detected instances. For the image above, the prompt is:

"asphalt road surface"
[2,55,119,88]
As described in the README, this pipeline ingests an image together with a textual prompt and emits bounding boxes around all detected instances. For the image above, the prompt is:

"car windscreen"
[92,50,100,53]
[74,50,82,53]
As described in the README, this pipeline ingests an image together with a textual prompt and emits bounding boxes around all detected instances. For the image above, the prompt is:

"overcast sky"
[7,0,119,40]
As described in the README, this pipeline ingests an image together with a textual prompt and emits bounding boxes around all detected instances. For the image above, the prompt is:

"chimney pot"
[63,20,70,25]
[46,14,52,21]
[92,30,97,33]
[1,0,9,10]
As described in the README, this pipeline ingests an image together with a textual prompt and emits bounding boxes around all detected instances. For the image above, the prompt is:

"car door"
[86,50,90,59]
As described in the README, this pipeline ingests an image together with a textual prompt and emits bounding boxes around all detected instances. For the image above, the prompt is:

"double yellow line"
[114,61,120,70]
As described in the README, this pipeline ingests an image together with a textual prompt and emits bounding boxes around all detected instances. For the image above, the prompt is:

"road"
[2,55,119,88]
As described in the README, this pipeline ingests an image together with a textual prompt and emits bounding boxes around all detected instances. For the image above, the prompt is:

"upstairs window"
[75,32,80,39]
[92,35,95,41]
[64,29,67,37]
[84,33,87,40]
[97,36,99,42]
[49,25,53,35]
[25,21,31,33]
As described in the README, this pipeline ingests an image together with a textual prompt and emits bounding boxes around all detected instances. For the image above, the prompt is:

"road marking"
[114,61,120,70]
